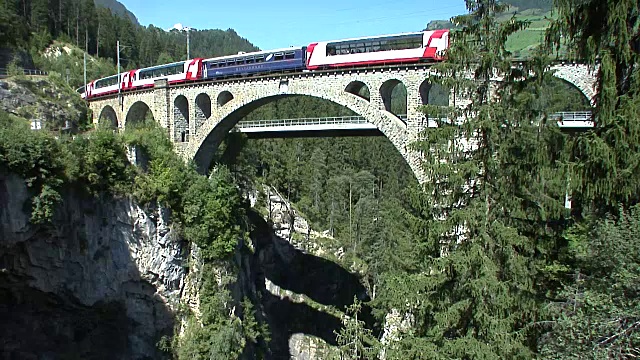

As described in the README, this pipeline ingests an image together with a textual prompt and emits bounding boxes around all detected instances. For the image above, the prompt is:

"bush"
[0,111,65,223]
[7,57,24,76]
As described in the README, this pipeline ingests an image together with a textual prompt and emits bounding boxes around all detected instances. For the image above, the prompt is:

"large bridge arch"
[188,86,411,176]
[550,64,598,106]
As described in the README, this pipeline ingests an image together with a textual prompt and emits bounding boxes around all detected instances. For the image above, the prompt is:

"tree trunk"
[75,6,79,46]
[96,20,100,57]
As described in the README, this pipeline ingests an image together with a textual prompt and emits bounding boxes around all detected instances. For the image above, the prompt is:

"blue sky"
[118,0,468,50]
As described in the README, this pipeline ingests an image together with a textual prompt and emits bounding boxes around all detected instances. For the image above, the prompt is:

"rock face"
[247,186,374,359]
[0,173,189,359]
[0,76,87,131]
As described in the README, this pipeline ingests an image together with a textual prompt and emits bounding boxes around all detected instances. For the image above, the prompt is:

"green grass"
[502,10,557,58]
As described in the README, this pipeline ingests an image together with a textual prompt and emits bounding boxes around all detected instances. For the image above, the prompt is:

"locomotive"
[80,30,449,99]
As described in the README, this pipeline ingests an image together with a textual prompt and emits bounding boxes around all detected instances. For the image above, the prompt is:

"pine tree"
[548,0,640,209]
[336,299,380,359]
[30,0,49,33]
[383,0,571,357]
[539,206,640,358]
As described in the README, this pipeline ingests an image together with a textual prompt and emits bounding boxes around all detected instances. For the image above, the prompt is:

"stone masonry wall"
[88,64,597,183]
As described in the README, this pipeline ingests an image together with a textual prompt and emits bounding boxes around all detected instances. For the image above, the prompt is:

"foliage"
[124,122,247,261]
[176,267,269,360]
[539,207,640,358]
[379,0,573,357]
[182,167,245,260]
[176,268,245,360]
[503,0,553,12]
[336,299,380,359]
[7,57,24,76]
[1,0,258,87]
[34,42,118,90]
[547,0,640,209]
[66,130,133,194]
[0,111,65,223]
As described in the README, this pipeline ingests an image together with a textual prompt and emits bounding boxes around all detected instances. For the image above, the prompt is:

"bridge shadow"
[247,210,377,358]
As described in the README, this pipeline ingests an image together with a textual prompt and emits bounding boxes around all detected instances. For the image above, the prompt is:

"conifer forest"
[0,0,639,358]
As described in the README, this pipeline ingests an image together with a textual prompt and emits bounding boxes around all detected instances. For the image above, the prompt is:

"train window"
[246,56,255,63]
[285,52,295,59]
[274,53,284,61]
[255,55,265,63]
[327,46,336,56]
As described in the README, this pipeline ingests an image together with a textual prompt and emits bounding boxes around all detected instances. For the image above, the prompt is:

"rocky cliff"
[0,77,87,132]
[0,172,193,359]
[247,186,375,359]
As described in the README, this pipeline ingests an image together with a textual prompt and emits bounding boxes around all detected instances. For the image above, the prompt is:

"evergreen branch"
[595,319,640,348]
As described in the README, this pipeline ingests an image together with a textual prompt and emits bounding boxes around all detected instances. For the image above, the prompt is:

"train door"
[121,70,135,90]
[186,58,203,80]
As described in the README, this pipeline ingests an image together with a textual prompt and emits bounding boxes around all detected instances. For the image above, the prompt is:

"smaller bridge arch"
[380,79,407,119]
[195,93,212,133]
[174,95,189,142]
[98,105,119,129]
[126,101,155,128]
[217,91,234,107]
[345,81,370,101]
[419,79,450,107]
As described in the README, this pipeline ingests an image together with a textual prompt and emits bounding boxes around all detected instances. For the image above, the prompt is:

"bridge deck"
[235,111,594,134]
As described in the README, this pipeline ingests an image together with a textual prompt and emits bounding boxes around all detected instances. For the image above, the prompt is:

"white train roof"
[203,47,303,62]
[314,30,437,44]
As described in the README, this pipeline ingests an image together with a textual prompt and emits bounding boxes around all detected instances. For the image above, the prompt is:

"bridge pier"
[154,79,171,131]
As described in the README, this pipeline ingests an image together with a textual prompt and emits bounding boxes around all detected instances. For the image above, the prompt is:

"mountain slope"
[424,0,555,58]
[93,0,139,25]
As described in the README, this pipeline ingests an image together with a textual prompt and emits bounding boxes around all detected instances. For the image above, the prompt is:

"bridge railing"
[236,115,372,128]
[548,111,593,122]
[237,112,594,129]
[0,68,49,77]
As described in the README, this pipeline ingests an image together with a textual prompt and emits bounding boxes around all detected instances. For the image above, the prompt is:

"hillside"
[425,0,555,58]
[94,0,139,25]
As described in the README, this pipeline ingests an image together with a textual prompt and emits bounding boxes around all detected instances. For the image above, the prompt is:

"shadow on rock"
[248,210,377,357]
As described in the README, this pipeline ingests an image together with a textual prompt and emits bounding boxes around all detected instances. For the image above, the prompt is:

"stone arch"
[189,88,411,178]
[547,77,592,111]
[125,101,154,128]
[345,81,370,101]
[217,91,234,107]
[195,93,211,133]
[550,64,598,106]
[98,105,118,129]
[379,79,407,120]
[174,95,189,142]
[419,79,450,106]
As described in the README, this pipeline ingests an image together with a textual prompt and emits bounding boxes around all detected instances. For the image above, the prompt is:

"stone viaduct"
[88,63,598,182]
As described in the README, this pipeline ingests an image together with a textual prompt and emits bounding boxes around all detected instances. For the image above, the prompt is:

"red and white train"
[80,30,449,99]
